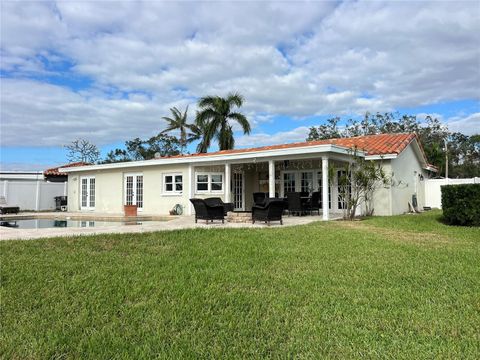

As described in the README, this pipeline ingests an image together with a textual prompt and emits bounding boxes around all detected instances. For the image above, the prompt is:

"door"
[80,176,95,210]
[233,172,244,211]
[124,173,143,210]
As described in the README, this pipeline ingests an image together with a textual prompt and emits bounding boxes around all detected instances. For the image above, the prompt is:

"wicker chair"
[286,192,304,216]
[253,192,267,206]
[204,197,234,215]
[252,199,286,225]
[189,198,225,224]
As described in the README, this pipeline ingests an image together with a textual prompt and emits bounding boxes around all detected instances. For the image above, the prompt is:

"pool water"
[0,219,163,230]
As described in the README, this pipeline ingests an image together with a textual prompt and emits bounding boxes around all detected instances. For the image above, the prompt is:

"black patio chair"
[286,192,304,216]
[189,198,225,224]
[308,191,321,215]
[253,192,267,206]
[204,197,234,215]
[252,199,286,225]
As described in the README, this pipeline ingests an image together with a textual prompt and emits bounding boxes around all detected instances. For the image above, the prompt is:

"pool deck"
[0,211,342,241]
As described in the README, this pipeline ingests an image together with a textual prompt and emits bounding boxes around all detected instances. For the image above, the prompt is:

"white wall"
[424,177,480,208]
[390,144,429,215]
[1,180,66,211]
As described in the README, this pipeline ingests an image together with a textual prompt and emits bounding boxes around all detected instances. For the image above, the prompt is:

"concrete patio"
[0,212,342,241]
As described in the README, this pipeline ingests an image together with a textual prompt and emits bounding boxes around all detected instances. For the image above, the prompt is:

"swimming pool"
[0,218,166,230]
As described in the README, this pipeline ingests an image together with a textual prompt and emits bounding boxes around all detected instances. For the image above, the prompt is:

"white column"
[3,180,8,198]
[35,180,41,211]
[322,157,329,221]
[187,164,194,215]
[63,181,68,196]
[224,163,231,203]
[268,160,275,198]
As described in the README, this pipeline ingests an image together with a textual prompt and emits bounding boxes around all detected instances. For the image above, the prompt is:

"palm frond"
[228,112,251,134]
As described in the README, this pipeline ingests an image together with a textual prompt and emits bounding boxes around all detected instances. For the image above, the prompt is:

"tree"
[102,134,180,163]
[196,92,251,151]
[161,106,191,154]
[188,116,210,153]
[65,139,100,163]
[336,148,391,220]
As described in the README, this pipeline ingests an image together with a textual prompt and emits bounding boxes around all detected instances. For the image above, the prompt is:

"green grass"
[1,211,479,359]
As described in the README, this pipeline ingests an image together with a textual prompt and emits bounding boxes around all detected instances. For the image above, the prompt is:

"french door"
[80,176,95,210]
[233,172,244,210]
[124,173,143,210]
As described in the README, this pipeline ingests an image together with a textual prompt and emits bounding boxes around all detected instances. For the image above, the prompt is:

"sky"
[1,0,479,171]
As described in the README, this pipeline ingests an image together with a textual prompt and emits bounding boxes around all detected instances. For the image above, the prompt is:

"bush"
[441,183,480,226]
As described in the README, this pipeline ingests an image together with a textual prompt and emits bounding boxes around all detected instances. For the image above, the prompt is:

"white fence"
[424,177,480,209]
[1,180,67,211]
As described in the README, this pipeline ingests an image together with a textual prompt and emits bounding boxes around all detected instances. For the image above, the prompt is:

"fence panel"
[1,180,66,211]
[424,178,479,208]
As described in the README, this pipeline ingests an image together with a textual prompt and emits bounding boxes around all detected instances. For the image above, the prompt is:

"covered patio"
[187,144,359,221]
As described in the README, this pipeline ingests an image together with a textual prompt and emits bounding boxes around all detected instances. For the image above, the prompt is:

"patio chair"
[0,196,20,215]
[204,197,234,215]
[253,192,267,206]
[252,199,286,225]
[286,192,304,216]
[189,198,225,224]
[308,191,321,215]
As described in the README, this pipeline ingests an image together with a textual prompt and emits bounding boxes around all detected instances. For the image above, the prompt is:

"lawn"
[1,211,479,359]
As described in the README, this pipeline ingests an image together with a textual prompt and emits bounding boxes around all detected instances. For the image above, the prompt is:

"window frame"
[195,172,224,194]
[163,173,183,195]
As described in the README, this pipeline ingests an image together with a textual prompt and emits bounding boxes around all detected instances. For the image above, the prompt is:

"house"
[60,133,437,219]
[43,162,90,182]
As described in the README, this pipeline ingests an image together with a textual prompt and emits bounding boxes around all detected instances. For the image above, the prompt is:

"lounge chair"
[252,199,286,225]
[0,196,20,215]
[204,197,234,215]
[189,198,225,224]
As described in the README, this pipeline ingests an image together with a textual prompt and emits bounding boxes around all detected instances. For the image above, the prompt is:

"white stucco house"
[60,133,437,219]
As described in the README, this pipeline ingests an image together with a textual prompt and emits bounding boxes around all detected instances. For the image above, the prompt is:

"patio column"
[322,156,329,221]
[224,163,231,203]
[268,160,275,198]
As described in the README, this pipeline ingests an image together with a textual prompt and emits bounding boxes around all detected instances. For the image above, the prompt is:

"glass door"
[80,176,95,210]
[233,172,244,210]
[124,173,143,210]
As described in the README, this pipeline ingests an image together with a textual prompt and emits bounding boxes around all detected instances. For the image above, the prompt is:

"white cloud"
[1,0,479,147]
[236,126,310,147]
[445,113,480,135]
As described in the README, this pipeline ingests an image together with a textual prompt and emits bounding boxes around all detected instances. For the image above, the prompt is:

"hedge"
[441,183,480,226]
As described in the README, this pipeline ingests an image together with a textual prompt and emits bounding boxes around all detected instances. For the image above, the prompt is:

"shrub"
[441,183,480,226]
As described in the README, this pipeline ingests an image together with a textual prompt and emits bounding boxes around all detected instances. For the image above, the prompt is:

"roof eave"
[60,144,365,173]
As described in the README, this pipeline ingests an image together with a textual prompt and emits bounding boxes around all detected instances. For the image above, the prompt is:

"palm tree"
[161,106,190,154]
[188,116,209,153]
[196,92,251,151]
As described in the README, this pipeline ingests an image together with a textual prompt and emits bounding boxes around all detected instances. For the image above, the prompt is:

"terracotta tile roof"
[165,133,418,159]
[44,162,90,176]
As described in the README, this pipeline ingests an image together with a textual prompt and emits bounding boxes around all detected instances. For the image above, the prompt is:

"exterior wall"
[364,160,393,216]
[389,144,429,215]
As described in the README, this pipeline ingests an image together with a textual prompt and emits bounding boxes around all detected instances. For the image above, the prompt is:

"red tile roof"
[166,133,418,159]
[44,162,90,176]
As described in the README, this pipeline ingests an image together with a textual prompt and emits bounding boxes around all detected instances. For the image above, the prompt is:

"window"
[283,172,296,194]
[211,174,223,191]
[196,174,209,192]
[164,173,183,194]
[196,173,223,193]
[301,172,313,194]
